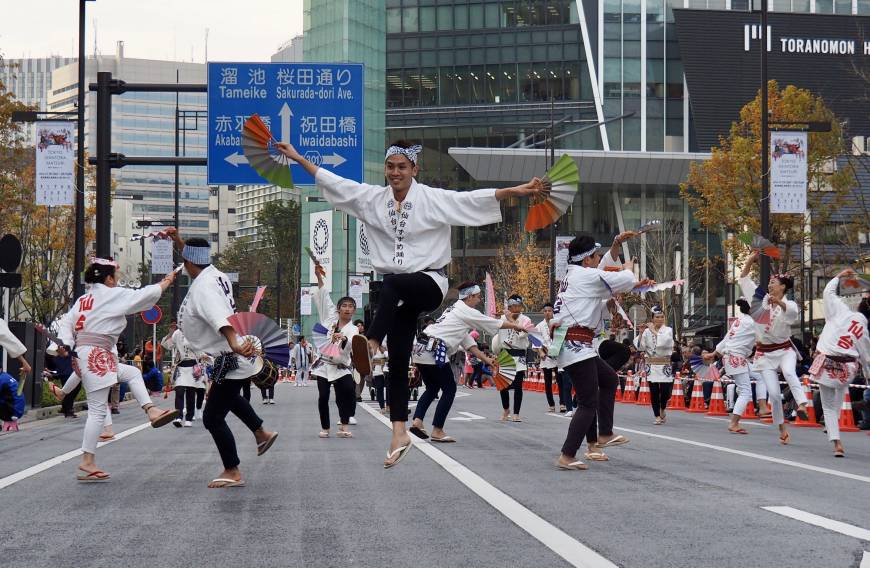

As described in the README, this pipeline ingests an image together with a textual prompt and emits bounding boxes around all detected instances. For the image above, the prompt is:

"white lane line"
[762,506,870,541]
[615,426,870,484]
[359,402,616,568]
[861,550,870,568]
[0,422,151,491]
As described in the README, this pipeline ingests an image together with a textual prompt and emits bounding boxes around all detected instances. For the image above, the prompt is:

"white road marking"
[449,411,486,422]
[0,422,151,491]
[615,426,870,484]
[861,550,870,568]
[763,506,870,541]
[359,402,617,568]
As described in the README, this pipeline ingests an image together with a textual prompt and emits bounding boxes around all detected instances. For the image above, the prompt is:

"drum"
[250,356,279,389]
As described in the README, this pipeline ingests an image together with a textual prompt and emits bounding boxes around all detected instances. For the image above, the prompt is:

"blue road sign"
[141,305,162,325]
[207,62,364,186]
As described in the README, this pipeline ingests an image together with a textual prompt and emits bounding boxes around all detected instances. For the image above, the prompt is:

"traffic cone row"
[686,380,707,413]
[706,379,729,417]
[839,391,860,433]
[636,374,651,405]
[667,372,686,410]
[622,371,636,403]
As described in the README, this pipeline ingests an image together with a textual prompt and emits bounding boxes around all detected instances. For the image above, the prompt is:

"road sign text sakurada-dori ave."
[207,62,364,186]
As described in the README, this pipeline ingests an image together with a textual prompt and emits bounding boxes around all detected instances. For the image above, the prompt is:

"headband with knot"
[569,243,602,263]
[88,257,119,269]
[458,284,481,299]
[182,244,211,265]
[507,296,524,307]
[385,144,423,165]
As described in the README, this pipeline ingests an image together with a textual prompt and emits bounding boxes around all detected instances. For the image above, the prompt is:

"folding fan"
[311,322,344,362]
[706,363,721,382]
[688,354,709,378]
[548,324,568,357]
[839,274,870,295]
[227,312,290,367]
[524,154,579,231]
[493,350,517,391]
[637,220,662,234]
[632,279,685,294]
[522,322,544,348]
[737,232,780,259]
[241,114,294,188]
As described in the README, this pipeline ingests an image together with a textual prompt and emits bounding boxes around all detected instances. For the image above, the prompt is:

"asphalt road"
[2,382,870,568]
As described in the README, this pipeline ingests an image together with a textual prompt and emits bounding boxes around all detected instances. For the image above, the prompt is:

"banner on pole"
[300,287,312,316]
[35,121,75,206]
[309,210,333,291]
[348,275,368,308]
[555,236,573,281]
[250,286,267,312]
[484,272,496,317]
[150,237,174,275]
[355,222,372,274]
[770,131,807,214]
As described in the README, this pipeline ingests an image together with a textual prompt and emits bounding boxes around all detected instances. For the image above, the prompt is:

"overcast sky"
[1,0,304,62]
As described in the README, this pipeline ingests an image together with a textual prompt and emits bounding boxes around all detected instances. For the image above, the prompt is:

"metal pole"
[276,262,282,322]
[759,0,771,286]
[152,323,157,368]
[548,95,556,302]
[95,71,112,257]
[74,0,87,298]
[173,71,180,317]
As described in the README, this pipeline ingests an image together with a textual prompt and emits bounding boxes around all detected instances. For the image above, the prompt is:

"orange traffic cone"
[536,370,544,392]
[686,380,707,413]
[636,374,651,405]
[793,377,820,428]
[838,391,860,433]
[741,398,758,419]
[706,379,728,416]
[667,372,686,410]
[614,376,623,402]
[622,371,636,403]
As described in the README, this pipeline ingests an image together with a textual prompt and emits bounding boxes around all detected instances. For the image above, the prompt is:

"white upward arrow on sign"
[278,103,293,144]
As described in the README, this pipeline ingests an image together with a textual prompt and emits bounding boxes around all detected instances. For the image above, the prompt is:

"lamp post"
[75,0,96,299]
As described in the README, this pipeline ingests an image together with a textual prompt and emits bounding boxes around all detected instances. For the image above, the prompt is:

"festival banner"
[770,131,808,214]
[150,237,174,275]
[309,210,333,291]
[555,236,573,281]
[300,287,313,316]
[35,121,75,206]
[355,221,372,274]
[250,286,267,312]
[348,275,366,308]
[484,272,496,317]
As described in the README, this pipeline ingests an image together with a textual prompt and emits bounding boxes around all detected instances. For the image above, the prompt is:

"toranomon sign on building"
[743,23,870,55]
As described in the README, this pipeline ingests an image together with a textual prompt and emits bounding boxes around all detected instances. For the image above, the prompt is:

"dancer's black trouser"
[174,385,196,421]
[560,357,618,458]
[316,375,356,430]
[203,380,264,469]
[500,371,525,413]
[649,382,673,418]
[543,367,556,407]
[366,272,443,423]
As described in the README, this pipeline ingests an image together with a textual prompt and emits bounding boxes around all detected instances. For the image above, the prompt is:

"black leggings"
[543,367,557,407]
[414,364,457,428]
[500,370,525,414]
[195,387,205,409]
[366,272,443,423]
[174,385,196,421]
[649,382,673,417]
[316,375,356,430]
[560,357,618,458]
[373,374,386,409]
[260,385,274,400]
[202,380,264,469]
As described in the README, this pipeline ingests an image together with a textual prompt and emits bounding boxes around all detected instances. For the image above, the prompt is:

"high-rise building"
[272,36,305,63]
[46,43,236,278]
[0,56,76,143]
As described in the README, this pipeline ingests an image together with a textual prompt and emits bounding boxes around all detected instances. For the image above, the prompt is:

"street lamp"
[76,0,98,300]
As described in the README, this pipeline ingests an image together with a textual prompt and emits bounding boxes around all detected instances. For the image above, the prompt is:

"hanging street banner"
[207,62,364,186]
[770,131,808,214]
[150,237,174,275]
[555,236,573,281]
[309,210,333,291]
[355,221,372,274]
[35,121,75,206]
[348,275,368,308]
[300,287,313,316]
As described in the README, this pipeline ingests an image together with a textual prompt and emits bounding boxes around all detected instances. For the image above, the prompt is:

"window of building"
[403,6,419,32]
[485,3,503,27]
[454,4,468,30]
[855,0,869,12]
[470,3,485,28]
[227,208,236,214]
[420,7,436,32]
[387,8,401,33]
[437,5,454,30]
[210,233,219,242]
[815,0,834,12]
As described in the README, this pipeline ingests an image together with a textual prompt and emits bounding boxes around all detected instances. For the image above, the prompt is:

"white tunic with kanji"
[316,168,503,296]
[715,313,756,374]
[58,283,162,393]
[310,286,358,382]
[412,300,501,365]
[494,313,533,372]
[738,276,800,371]
[161,329,199,389]
[637,325,675,383]
[536,318,558,370]
[812,277,870,387]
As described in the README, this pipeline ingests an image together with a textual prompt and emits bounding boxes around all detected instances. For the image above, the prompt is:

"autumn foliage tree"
[680,81,856,276]
[490,229,551,313]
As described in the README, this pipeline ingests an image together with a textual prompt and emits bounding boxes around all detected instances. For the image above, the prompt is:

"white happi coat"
[178,265,256,381]
[715,313,756,375]
[412,300,501,365]
[310,286,358,382]
[316,169,502,297]
[536,318,558,370]
[637,325,675,383]
[494,313,533,372]
[812,277,870,387]
[738,276,800,371]
[161,329,199,389]
[554,263,637,369]
[58,283,162,393]
[0,317,26,358]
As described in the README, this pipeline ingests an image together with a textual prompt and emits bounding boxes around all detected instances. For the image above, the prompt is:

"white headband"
[569,243,602,263]
[88,257,119,269]
[385,144,423,165]
[507,297,524,307]
[458,284,481,299]
[182,244,211,265]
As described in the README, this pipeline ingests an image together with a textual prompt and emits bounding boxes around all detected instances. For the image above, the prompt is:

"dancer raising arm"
[739,252,806,445]
[277,139,543,468]
[703,298,757,434]
[810,269,870,457]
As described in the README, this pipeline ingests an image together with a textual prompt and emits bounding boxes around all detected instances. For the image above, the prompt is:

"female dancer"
[495,294,532,422]
[537,302,560,413]
[553,234,637,470]
[703,298,757,434]
[636,307,675,425]
[811,269,870,457]
[311,263,358,439]
[739,252,807,444]
[56,258,179,481]
[410,282,524,442]
[161,321,199,427]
